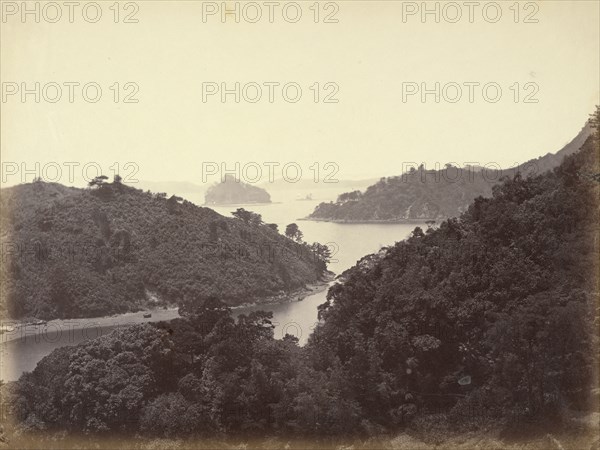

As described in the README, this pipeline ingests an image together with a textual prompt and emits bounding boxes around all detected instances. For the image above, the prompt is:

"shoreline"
[0,275,335,345]
[299,217,433,224]
[230,272,335,310]
[0,307,181,345]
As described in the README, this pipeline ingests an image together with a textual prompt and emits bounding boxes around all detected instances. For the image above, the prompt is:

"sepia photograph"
[0,1,599,449]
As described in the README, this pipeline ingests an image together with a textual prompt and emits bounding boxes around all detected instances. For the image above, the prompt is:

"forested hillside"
[310,130,599,434]
[4,111,598,448]
[308,122,593,222]
[0,180,326,320]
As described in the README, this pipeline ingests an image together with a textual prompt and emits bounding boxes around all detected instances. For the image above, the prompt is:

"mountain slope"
[308,121,593,222]
[516,121,593,174]
[0,181,324,320]
[309,130,599,428]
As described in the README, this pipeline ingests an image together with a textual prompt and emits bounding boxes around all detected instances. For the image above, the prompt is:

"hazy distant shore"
[300,217,434,224]
[203,201,280,207]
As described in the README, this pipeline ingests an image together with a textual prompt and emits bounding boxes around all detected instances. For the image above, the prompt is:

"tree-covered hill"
[309,119,599,433]
[308,122,593,222]
[4,110,598,447]
[0,180,326,320]
[204,174,271,205]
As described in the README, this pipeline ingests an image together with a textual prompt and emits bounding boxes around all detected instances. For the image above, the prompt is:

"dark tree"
[232,208,262,226]
[285,223,303,242]
[88,175,109,189]
[167,195,183,214]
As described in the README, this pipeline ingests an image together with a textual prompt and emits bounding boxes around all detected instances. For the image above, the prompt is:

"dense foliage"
[310,129,599,430]
[204,175,271,205]
[0,181,326,320]
[309,123,592,222]
[7,300,361,438]
[5,114,599,444]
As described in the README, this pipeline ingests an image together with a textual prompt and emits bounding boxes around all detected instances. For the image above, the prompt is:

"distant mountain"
[135,180,205,196]
[307,121,593,222]
[515,121,594,174]
[204,175,271,205]
[0,180,326,320]
[258,177,378,192]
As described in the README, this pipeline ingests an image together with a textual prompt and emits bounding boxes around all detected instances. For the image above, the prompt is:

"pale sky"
[1,0,599,187]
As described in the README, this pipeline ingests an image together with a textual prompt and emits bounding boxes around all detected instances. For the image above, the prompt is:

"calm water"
[0,187,422,381]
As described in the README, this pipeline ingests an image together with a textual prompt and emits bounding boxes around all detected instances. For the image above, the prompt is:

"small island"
[204,174,272,205]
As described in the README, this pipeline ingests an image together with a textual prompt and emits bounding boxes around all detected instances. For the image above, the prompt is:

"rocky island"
[204,174,271,205]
